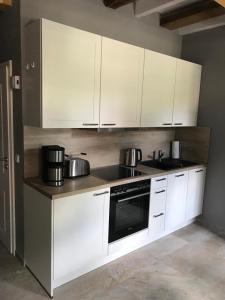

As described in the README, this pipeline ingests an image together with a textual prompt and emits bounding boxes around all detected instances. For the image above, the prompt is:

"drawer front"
[151,175,168,190]
[150,188,167,216]
[149,213,165,241]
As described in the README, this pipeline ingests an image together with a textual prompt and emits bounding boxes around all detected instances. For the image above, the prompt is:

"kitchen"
[1,0,225,299]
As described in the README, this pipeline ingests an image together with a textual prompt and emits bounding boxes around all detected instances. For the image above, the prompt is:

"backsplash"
[175,127,211,164]
[24,127,175,178]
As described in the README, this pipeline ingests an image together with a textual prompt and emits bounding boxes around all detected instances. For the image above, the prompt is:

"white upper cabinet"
[141,50,176,127]
[173,59,202,127]
[186,167,206,220]
[100,37,144,128]
[25,19,101,128]
[25,19,202,129]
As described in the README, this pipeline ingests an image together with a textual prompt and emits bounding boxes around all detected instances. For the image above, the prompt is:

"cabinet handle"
[93,191,109,197]
[175,174,184,178]
[153,213,164,218]
[196,169,204,173]
[101,123,116,126]
[83,123,99,126]
[155,190,166,194]
[162,123,172,126]
[174,123,183,126]
[156,178,166,182]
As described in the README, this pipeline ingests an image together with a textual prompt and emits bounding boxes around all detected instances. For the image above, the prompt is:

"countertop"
[24,163,206,200]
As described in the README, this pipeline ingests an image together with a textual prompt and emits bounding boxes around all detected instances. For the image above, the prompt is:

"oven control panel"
[111,179,150,197]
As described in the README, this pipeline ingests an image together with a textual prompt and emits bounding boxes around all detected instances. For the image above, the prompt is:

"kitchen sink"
[139,158,199,171]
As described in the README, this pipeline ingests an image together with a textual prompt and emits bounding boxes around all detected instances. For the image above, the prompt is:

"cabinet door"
[186,168,206,220]
[166,171,188,231]
[100,37,144,128]
[149,188,166,241]
[141,51,176,127]
[42,19,101,128]
[173,59,202,127]
[53,189,110,281]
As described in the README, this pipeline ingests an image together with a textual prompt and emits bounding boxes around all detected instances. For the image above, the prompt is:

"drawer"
[151,175,168,189]
[150,188,166,216]
[149,212,165,241]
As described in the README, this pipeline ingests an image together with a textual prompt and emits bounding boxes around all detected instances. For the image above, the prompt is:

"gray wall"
[0,0,24,257]
[182,26,225,236]
[20,0,182,57]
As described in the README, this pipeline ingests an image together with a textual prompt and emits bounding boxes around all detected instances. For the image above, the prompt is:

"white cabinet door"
[166,171,188,231]
[141,51,176,127]
[42,19,101,128]
[100,37,144,128]
[53,188,110,281]
[173,59,202,127]
[25,19,101,128]
[186,167,206,220]
[149,187,166,241]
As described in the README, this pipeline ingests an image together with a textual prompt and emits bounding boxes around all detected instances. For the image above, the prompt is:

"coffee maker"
[42,145,65,187]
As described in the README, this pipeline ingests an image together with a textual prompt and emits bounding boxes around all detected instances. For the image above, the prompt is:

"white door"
[0,61,15,253]
[42,19,101,128]
[186,168,206,220]
[54,189,110,281]
[100,37,144,128]
[141,50,176,127]
[166,171,188,231]
[173,59,202,127]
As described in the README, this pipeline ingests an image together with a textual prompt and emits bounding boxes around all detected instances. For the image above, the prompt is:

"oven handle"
[117,192,150,203]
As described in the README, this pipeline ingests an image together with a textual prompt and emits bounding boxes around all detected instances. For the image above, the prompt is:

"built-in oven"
[109,179,150,243]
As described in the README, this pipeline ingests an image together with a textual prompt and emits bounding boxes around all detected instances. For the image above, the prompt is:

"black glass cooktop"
[91,165,145,181]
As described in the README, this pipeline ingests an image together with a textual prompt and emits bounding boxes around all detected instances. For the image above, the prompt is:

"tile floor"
[1,223,225,300]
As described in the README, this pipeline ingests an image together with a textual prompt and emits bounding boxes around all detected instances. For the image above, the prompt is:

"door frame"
[1,60,16,254]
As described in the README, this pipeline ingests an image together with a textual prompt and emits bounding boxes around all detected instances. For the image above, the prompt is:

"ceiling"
[104,0,225,35]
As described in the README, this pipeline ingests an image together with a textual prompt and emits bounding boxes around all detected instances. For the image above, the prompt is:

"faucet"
[158,150,165,162]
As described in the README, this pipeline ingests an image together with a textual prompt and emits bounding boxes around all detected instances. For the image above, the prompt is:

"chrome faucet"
[158,150,165,162]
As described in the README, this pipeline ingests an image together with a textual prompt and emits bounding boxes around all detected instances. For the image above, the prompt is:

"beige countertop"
[24,164,206,200]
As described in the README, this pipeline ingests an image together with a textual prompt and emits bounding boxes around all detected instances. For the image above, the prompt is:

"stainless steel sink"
[139,159,198,171]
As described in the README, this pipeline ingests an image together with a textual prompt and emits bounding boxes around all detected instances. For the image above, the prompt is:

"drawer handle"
[155,190,166,194]
[174,123,183,126]
[156,178,166,182]
[102,123,116,126]
[83,123,99,126]
[162,123,172,126]
[93,191,109,196]
[153,213,164,218]
[196,169,204,173]
[175,174,184,178]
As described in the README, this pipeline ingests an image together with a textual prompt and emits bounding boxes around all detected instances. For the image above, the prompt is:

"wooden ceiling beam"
[103,0,135,9]
[214,0,225,8]
[160,0,225,30]
[0,0,12,9]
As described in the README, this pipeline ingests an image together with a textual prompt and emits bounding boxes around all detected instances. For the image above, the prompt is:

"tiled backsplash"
[24,127,175,178]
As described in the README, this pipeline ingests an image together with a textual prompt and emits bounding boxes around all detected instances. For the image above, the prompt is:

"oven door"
[109,191,150,243]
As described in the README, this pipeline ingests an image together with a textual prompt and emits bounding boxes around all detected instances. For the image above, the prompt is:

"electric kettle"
[124,148,142,167]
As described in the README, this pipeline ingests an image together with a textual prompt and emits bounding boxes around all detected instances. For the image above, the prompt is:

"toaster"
[64,157,90,178]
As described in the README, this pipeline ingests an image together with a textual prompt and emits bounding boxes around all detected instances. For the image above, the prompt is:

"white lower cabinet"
[24,166,207,297]
[53,188,110,283]
[166,171,188,232]
[186,167,206,219]
[149,187,167,241]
